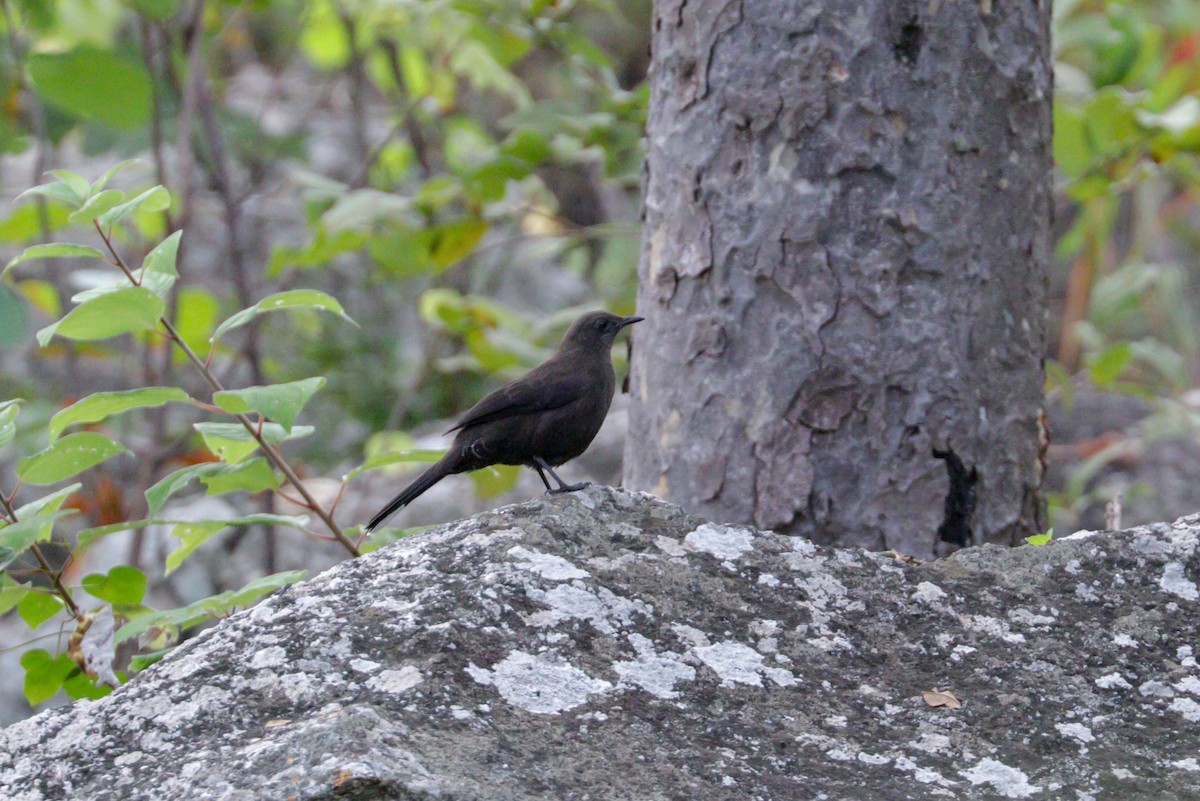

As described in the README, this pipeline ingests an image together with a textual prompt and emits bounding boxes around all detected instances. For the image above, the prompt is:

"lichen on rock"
[1,487,1198,800]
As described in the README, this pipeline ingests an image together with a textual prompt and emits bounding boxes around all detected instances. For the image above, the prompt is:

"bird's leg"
[533,463,554,493]
[532,456,589,494]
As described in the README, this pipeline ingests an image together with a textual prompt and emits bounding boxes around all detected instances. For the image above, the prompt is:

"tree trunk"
[626,0,1052,557]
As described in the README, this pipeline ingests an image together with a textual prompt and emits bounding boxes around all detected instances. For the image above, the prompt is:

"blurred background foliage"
[0,0,651,715]
[0,0,649,477]
[1050,0,1200,530]
[1,0,1200,712]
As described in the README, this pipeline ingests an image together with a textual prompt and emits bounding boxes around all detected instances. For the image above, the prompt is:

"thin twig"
[0,491,82,620]
[0,630,65,654]
[328,478,348,515]
[274,490,311,510]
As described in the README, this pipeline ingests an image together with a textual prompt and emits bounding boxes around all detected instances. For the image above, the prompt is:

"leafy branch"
[89,220,360,557]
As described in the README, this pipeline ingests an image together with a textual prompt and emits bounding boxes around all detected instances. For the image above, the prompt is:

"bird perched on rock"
[365,310,643,531]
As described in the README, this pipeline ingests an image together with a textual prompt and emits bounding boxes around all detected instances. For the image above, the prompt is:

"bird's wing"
[446,365,588,433]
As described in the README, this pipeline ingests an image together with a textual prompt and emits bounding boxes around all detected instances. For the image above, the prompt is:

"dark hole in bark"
[933,446,977,547]
[894,19,923,66]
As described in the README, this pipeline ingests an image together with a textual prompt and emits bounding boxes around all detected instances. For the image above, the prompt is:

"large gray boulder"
[2,486,1198,800]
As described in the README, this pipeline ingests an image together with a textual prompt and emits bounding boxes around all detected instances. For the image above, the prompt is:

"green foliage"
[0,0,646,716]
[0,573,30,615]
[28,47,153,129]
[345,448,444,481]
[115,570,307,646]
[194,422,314,464]
[48,388,191,443]
[18,592,62,629]
[213,378,326,432]
[21,649,78,705]
[1048,0,1200,532]
[81,566,147,606]
[4,244,104,277]
[36,287,164,346]
[0,399,21,449]
[210,291,357,344]
[17,433,128,485]
[1025,529,1055,547]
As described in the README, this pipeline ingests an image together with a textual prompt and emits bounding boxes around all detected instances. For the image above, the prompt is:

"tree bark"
[626,0,1052,557]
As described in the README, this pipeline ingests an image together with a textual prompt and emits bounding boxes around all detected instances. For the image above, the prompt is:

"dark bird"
[365,310,643,532]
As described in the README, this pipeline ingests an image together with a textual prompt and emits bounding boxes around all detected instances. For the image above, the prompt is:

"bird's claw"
[546,481,590,495]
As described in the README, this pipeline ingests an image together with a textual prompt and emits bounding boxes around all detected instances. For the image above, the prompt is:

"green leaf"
[194,422,313,465]
[90,159,146,195]
[210,290,358,343]
[362,524,423,554]
[79,513,310,553]
[46,170,89,200]
[81,566,147,605]
[0,511,73,570]
[213,377,326,432]
[68,189,126,226]
[1087,341,1133,387]
[430,220,488,268]
[18,592,63,629]
[21,648,76,705]
[470,464,521,498]
[130,0,181,20]
[48,387,190,443]
[128,647,172,672]
[28,46,153,129]
[36,286,164,346]
[1053,104,1091,179]
[165,512,311,571]
[503,129,553,164]
[172,286,220,359]
[449,41,531,107]
[0,398,21,449]
[4,243,105,278]
[116,570,307,644]
[226,570,308,608]
[0,284,29,346]
[17,432,128,485]
[200,458,281,496]
[142,230,182,278]
[164,521,226,574]
[1026,529,1054,546]
[345,449,444,481]
[13,483,83,519]
[96,186,170,228]
[63,670,115,700]
[0,572,30,615]
[144,462,230,517]
[16,279,60,319]
[15,181,84,209]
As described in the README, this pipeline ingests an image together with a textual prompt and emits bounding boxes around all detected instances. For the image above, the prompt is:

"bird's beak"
[619,315,644,330]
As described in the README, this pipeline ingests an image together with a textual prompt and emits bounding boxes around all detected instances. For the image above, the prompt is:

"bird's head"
[559,311,643,352]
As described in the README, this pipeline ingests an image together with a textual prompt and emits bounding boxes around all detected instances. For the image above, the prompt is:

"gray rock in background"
[2,486,1199,800]
[1045,381,1200,532]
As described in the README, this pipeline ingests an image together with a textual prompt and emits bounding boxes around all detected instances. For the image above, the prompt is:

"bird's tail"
[364,453,456,532]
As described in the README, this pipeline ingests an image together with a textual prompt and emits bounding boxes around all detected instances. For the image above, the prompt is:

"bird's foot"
[547,481,590,495]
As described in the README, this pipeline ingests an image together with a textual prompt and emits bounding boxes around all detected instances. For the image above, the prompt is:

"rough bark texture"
[3,487,1200,800]
[626,0,1053,557]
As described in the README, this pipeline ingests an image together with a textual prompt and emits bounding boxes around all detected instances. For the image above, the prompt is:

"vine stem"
[0,492,82,620]
[92,221,361,558]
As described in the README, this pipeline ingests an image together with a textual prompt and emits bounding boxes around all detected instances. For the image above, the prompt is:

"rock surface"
[2,487,1199,800]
